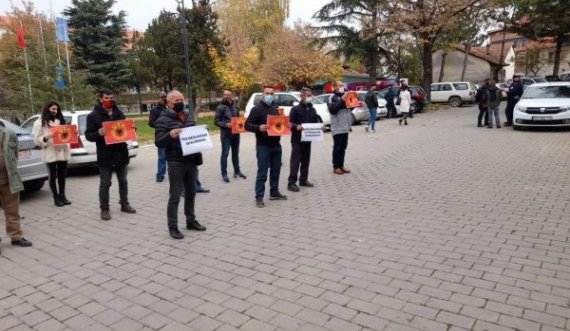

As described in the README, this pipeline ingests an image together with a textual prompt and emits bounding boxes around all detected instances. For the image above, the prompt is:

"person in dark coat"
[85,89,136,221]
[475,79,490,127]
[149,91,168,182]
[154,90,206,240]
[245,86,288,208]
[364,85,379,132]
[505,75,524,126]
[287,88,321,192]
[385,88,397,119]
[215,88,246,183]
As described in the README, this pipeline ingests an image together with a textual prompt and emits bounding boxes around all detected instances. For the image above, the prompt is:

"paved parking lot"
[1,105,569,331]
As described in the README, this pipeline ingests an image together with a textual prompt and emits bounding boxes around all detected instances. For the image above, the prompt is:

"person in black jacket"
[287,88,320,192]
[505,75,524,126]
[215,89,246,183]
[364,85,379,132]
[476,79,489,127]
[85,89,136,221]
[149,91,168,182]
[245,86,288,208]
[385,88,397,118]
[154,90,206,240]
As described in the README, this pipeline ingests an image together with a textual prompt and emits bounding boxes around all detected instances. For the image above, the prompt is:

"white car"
[315,92,387,125]
[430,82,477,107]
[21,110,139,168]
[245,92,331,126]
[513,82,570,129]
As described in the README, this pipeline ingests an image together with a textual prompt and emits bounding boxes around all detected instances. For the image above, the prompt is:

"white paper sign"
[301,123,324,142]
[179,125,213,156]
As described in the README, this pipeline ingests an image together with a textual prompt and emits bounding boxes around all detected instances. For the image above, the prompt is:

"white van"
[430,82,477,107]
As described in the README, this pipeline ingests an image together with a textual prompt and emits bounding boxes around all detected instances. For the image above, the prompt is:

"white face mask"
[338,87,345,93]
[304,97,313,103]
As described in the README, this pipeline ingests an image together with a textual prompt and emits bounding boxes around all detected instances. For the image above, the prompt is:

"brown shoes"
[101,208,111,221]
[334,168,344,175]
[341,167,351,173]
[121,203,136,214]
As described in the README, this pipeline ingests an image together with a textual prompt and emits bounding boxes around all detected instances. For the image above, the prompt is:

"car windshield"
[532,78,546,83]
[64,115,88,135]
[0,120,29,135]
[523,85,570,99]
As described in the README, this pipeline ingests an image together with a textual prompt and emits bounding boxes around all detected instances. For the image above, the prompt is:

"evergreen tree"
[64,0,128,91]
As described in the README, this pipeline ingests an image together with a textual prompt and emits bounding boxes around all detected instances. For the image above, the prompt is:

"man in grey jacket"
[328,80,353,175]
[486,80,503,129]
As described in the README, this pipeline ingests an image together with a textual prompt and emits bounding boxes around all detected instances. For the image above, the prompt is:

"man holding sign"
[287,88,320,192]
[155,90,206,240]
[328,80,353,175]
[85,89,136,221]
[245,86,288,208]
[215,89,246,183]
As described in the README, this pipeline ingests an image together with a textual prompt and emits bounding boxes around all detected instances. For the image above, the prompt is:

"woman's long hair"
[41,101,65,127]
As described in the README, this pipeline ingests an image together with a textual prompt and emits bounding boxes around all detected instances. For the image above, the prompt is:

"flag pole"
[62,23,75,110]
[20,21,34,113]
[54,18,68,110]
[38,18,49,82]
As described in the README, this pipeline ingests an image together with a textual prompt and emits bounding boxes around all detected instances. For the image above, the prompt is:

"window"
[431,84,440,92]
[442,84,453,91]
[277,94,297,107]
[524,85,570,99]
[21,115,39,133]
[453,83,469,90]
[64,115,87,135]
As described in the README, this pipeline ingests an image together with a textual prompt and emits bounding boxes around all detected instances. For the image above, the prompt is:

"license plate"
[532,116,553,121]
[18,150,32,159]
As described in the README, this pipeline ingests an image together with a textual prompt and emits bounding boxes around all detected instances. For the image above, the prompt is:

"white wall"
[432,50,492,83]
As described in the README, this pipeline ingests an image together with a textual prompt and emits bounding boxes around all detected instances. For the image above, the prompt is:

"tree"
[64,0,129,91]
[522,47,548,76]
[507,0,570,76]
[313,0,392,84]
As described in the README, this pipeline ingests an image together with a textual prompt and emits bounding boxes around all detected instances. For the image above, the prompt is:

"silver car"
[0,119,48,192]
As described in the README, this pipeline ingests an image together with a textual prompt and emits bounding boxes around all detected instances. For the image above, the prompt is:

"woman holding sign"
[33,102,71,207]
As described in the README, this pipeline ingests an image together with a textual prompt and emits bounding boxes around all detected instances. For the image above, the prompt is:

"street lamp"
[175,0,194,117]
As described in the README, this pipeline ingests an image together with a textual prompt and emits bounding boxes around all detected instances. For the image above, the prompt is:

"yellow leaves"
[208,44,259,92]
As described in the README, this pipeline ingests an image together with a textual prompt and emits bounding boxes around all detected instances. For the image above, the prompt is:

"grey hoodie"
[328,92,352,135]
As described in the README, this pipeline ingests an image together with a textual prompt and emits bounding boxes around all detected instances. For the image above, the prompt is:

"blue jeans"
[255,144,282,198]
[220,135,240,176]
[368,107,377,130]
[156,147,166,180]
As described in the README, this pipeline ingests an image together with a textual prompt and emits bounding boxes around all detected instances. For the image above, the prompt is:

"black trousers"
[505,100,516,125]
[332,133,349,169]
[167,161,197,230]
[478,105,489,126]
[47,161,67,196]
[99,164,128,209]
[288,142,311,185]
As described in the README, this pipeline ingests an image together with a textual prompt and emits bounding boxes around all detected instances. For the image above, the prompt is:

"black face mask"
[173,102,185,113]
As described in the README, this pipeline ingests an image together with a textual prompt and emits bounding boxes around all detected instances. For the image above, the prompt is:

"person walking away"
[385,88,397,119]
[486,80,502,129]
[245,86,288,208]
[149,92,168,182]
[328,80,352,175]
[398,85,413,125]
[475,79,490,127]
[154,90,206,239]
[33,101,71,207]
[85,89,136,221]
[215,89,246,183]
[364,85,379,132]
[0,121,33,251]
[287,88,320,192]
[504,75,523,127]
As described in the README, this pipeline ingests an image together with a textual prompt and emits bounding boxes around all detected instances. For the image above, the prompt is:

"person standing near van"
[33,101,71,207]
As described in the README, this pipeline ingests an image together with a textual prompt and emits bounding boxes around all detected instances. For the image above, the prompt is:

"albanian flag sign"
[103,120,137,145]
[231,117,247,134]
[51,125,78,145]
[343,91,360,109]
[267,115,291,136]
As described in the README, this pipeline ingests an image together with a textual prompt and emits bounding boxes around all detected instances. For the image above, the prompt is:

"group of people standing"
[476,75,524,128]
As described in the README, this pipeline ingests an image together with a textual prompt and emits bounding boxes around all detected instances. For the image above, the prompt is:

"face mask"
[338,87,345,94]
[173,102,185,113]
[102,100,113,109]
[263,95,274,105]
[304,97,313,104]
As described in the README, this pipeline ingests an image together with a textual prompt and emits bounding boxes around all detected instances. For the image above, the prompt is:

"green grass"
[133,114,218,145]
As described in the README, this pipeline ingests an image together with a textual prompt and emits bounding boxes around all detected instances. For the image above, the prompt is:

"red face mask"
[102,100,113,109]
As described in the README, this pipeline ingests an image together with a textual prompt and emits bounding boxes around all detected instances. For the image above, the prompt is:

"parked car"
[314,91,387,125]
[559,73,570,82]
[377,85,427,115]
[545,75,561,82]
[21,110,140,168]
[512,82,570,129]
[0,119,48,192]
[430,82,477,107]
[245,92,331,126]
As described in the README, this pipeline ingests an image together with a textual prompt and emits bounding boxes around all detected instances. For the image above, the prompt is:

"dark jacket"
[289,102,319,143]
[245,100,281,147]
[475,84,488,106]
[215,100,239,138]
[507,81,524,103]
[154,110,203,164]
[364,91,379,108]
[85,104,129,167]
[148,102,167,128]
[0,124,24,193]
[486,86,502,108]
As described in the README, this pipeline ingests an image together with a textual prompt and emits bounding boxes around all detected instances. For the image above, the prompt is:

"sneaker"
[222,175,230,183]
[186,220,206,231]
[365,126,369,132]
[11,238,32,247]
[101,208,111,221]
[334,168,344,175]
[120,203,136,214]
[287,184,300,192]
[341,167,351,173]
[256,198,265,208]
[299,181,314,187]
[269,192,288,200]
[234,172,247,179]
[371,129,375,133]
[156,177,164,182]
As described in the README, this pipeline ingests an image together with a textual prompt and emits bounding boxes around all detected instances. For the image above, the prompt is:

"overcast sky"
[1,0,330,30]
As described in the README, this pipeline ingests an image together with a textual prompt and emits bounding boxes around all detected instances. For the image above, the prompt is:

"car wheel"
[449,96,462,107]
[24,179,45,193]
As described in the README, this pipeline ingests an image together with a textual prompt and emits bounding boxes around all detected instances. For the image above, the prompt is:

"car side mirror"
[293,102,299,106]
